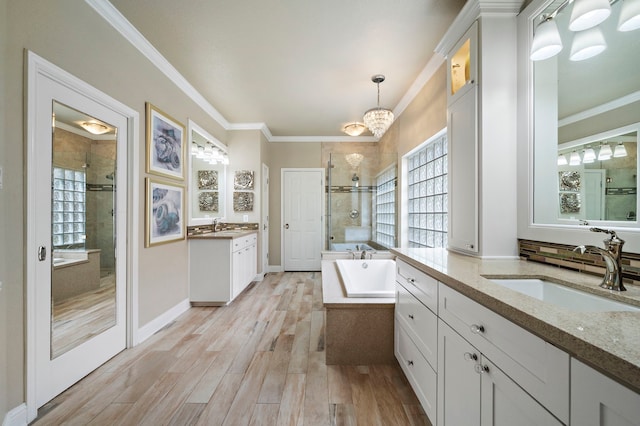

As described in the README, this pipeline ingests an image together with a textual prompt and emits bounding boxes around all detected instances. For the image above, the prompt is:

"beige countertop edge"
[390,247,640,394]
[321,260,395,307]
[188,230,258,240]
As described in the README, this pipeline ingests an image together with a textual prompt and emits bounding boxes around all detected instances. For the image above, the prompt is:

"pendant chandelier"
[363,75,394,138]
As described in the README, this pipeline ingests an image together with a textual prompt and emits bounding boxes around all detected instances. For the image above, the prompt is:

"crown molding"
[435,0,524,56]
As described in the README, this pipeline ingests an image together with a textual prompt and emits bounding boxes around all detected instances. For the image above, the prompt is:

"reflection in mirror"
[189,124,228,225]
[51,101,117,358]
[557,127,638,221]
[532,0,640,227]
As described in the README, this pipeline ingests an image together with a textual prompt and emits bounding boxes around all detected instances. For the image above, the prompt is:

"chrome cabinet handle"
[470,324,485,334]
[474,364,490,374]
[408,314,414,320]
[407,360,414,366]
[406,277,416,284]
[464,352,478,362]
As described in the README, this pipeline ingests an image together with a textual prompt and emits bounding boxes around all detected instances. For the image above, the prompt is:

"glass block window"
[375,165,396,248]
[407,132,448,248]
[52,167,86,248]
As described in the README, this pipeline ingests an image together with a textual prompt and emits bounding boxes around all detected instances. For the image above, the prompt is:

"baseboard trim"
[135,298,190,345]
[3,403,27,426]
[267,265,283,273]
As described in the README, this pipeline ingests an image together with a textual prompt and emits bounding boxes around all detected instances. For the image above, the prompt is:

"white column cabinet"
[190,233,257,305]
[571,359,640,426]
[439,1,520,257]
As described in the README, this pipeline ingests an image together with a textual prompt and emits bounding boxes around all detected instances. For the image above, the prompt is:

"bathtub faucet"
[360,250,366,259]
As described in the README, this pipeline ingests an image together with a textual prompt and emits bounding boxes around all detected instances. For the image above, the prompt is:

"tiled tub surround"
[390,247,640,394]
[519,238,640,286]
[321,259,396,365]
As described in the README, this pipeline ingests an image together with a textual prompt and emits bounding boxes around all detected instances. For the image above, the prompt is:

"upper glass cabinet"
[188,120,228,225]
[447,21,477,104]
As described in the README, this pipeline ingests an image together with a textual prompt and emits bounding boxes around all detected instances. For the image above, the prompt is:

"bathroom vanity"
[189,230,257,305]
[391,247,640,426]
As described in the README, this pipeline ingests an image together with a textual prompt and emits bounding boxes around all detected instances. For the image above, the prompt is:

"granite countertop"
[390,247,640,393]
[188,230,257,240]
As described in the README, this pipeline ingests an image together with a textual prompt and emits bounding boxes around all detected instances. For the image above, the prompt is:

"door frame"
[280,168,325,271]
[25,51,140,422]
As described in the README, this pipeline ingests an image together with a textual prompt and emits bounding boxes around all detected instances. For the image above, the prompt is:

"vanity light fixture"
[582,147,596,163]
[614,142,628,157]
[342,122,367,137]
[569,0,612,31]
[558,153,569,165]
[619,0,640,31]
[363,75,394,139]
[79,121,110,135]
[598,143,613,160]
[531,17,564,60]
[569,150,582,165]
[531,0,640,61]
[570,26,608,61]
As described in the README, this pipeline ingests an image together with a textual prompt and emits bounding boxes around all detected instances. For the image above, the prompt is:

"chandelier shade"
[619,0,640,31]
[342,122,367,136]
[530,18,563,61]
[569,0,612,31]
[363,75,394,139]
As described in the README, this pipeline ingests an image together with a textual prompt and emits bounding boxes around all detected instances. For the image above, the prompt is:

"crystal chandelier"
[345,153,364,170]
[363,75,394,138]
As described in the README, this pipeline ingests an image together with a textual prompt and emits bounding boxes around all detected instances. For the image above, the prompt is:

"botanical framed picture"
[146,103,185,180]
[145,178,185,247]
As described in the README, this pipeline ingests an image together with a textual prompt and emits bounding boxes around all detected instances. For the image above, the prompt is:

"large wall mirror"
[188,120,228,225]
[529,0,640,229]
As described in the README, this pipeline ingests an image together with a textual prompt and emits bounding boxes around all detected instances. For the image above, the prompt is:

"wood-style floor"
[33,272,429,426]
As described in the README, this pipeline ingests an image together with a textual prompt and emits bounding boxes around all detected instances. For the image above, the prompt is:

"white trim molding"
[135,299,191,344]
[2,404,27,426]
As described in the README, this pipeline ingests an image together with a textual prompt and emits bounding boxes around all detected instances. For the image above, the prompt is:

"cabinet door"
[437,320,480,426]
[232,249,244,299]
[447,87,478,254]
[480,357,562,426]
[571,359,640,426]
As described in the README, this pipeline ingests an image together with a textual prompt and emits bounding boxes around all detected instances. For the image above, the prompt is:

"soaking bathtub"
[335,258,396,298]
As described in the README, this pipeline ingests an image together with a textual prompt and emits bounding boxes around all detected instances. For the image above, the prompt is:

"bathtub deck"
[321,260,395,365]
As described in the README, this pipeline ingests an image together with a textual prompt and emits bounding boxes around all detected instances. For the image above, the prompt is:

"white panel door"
[283,169,324,271]
[27,52,129,413]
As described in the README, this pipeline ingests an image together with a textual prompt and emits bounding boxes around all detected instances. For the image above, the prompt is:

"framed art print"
[146,103,185,180]
[145,178,185,247]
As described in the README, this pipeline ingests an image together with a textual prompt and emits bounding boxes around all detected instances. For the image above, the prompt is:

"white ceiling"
[108,0,467,139]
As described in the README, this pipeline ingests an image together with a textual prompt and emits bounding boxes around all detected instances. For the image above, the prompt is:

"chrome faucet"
[574,227,626,291]
[360,250,366,259]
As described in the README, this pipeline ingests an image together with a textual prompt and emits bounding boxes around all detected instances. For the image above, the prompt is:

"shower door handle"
[285,224,289,229]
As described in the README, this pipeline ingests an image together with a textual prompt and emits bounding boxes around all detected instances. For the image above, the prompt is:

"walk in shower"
[325,143,397,252]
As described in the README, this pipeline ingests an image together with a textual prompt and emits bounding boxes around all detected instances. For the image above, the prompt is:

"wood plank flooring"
[33,272,430,426]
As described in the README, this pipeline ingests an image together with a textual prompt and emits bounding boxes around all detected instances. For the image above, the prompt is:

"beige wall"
[2,0,228,414]
[0,0,9,417]
[266,142,322,266]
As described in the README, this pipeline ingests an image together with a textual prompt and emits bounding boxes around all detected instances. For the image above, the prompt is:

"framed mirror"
[188,120,228,225]
[522,0,640,229]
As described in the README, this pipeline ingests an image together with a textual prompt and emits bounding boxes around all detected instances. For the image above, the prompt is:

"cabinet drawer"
[396,259,438,314]
[232,233,257,251]
[395,321,437,424]
[438,284,569,424]
[396,283,437,371]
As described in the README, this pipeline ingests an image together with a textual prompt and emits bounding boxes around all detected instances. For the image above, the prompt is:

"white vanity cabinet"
[394,259,438,423]
[190,232,257,305]
[571,359,640,426]
[438,284,569,424]
[438,320,563,426]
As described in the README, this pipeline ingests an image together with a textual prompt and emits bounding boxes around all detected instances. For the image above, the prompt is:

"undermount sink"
[488,278,640,312]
